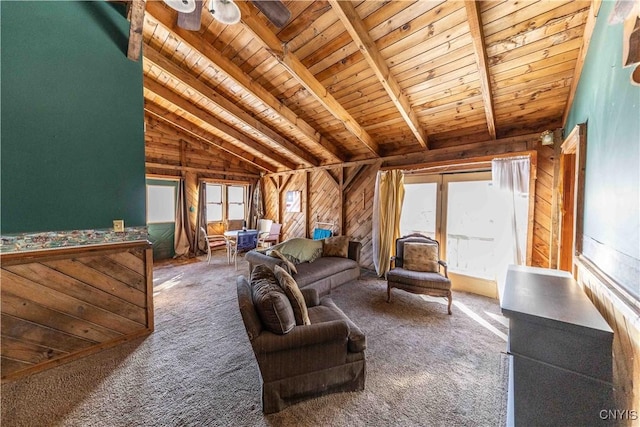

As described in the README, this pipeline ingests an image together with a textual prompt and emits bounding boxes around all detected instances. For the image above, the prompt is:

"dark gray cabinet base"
[501,265,613,426]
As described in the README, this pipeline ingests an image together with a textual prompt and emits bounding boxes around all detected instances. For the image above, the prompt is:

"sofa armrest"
[301,288,320,307]
[348,241,362,264]
[253,320,348,354]
[245,250,287,273]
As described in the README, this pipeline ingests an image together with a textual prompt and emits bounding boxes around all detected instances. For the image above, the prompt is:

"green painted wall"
[565,0,640,296]
[1,2,145,234]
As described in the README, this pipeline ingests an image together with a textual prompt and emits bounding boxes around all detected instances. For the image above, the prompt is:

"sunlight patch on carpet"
[420,295,507,342]
[454,302,507,342]
[485,311,509,328]
[154,273,184,295]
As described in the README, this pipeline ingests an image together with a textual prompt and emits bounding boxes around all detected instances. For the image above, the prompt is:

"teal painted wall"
[1,2,146,234]
[565,0,640,296]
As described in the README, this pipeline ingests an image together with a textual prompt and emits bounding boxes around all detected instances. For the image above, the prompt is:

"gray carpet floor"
[2,252,509,427]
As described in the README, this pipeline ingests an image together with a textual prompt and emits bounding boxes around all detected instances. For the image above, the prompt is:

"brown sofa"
[245,239,362,296]
[237,270,366,413]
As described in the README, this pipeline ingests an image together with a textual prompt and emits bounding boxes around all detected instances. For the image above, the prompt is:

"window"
[147,185,175,223]
[227,185,245,220]
[400,171,531,297]
[445,179,501,280]
[205,183,247,223]
[399,182,438,238]
[206,184,223,222]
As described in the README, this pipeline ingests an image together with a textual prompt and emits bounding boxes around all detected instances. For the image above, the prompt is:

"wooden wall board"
[577,259,640,418]
[1,242,154,381]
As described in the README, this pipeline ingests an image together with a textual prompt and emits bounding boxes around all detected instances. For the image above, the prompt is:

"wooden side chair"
[386,233,453,314]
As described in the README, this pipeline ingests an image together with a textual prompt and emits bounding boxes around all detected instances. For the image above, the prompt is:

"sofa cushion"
[268,238,323,264]
[274,265,310,326]
[269,249,298,274]
[293,257,359,288]
[387,267,451,290]
[251,265,296,335]
[322,235,349,258]
[403,242,439,272]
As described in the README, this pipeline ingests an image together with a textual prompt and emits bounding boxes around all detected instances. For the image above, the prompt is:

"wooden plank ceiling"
[140,0,591,174]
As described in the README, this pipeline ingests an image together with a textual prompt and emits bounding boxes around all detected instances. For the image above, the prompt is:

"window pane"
[400,183,437,239]
[206,184,222,203]
[147,186,175,223]
[228,203,245,220]
[228,186,244,203]
[446,180,500,279]
[207,204,223,222]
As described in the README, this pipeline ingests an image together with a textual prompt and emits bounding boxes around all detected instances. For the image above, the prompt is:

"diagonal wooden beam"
[144,80,299,170]
[328,0,429,149]
[144,45,319,168]
[144,105,278,173]
[235,0,380,157]
[144,2,344,164]
[126,0,145,61]
[465,0,497,139]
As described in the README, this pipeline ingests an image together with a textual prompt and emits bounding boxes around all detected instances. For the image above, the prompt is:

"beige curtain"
[372,170,405,277]
[173,179,191,258]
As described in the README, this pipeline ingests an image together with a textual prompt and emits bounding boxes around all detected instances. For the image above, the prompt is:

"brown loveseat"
[245,237,362,296]
[237,267,366,413]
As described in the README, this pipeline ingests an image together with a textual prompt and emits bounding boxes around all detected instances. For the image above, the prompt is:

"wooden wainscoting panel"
[577,258,640,422]
[41,259,146,307]
[1,241,153,381]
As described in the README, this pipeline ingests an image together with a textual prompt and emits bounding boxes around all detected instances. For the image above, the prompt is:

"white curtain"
[372,170,405,277]
[491,156,530,283]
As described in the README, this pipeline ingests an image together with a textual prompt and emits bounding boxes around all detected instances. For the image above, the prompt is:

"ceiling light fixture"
[209,0,241,25]
[540,130,554,146]
[163,0,196,13]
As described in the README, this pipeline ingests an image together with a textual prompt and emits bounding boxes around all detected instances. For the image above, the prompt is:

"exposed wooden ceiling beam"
[144,2,344,164]
[235,0,380,157]
[145,162,260,180]
[144,83,298,170]
[263,133,539,177]
[465,1,497,139]
[126,0,145,61]
[144,107,278,173]
[328,0,429,149]
[144,45,319,168]
[383,133,539,169]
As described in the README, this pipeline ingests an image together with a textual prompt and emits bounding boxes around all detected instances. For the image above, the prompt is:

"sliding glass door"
[400,171,515,298]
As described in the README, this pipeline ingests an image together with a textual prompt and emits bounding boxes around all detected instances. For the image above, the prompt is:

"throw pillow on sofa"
[323,235,349,258]
[274,265,311,326]
[251,265,296,334]
[267,238,323,264]
[268,249,298,274]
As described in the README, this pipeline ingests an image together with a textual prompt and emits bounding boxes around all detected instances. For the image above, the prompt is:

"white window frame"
[205,182,248,223]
